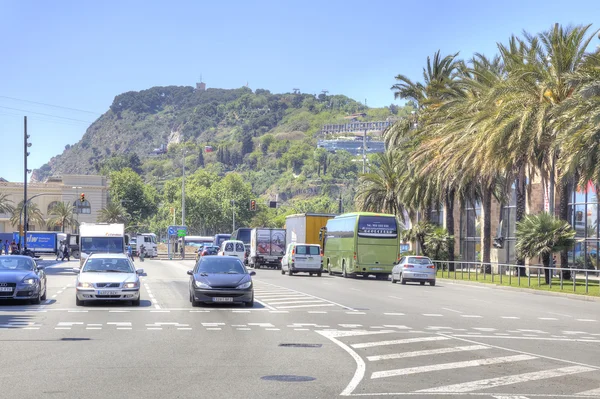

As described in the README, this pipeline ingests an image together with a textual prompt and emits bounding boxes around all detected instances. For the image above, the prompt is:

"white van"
[281,243,322,276]
[218,240,246,262]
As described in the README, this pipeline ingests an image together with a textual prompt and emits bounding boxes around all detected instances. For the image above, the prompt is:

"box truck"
[249,228,286,269]
[285,213,337,247]
[78,223,125,266]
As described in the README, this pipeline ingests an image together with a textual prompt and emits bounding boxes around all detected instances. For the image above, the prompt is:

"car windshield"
[0,258,35,271]
[196,258,246,274]
[82,258,135,273]
[408,257,432,265]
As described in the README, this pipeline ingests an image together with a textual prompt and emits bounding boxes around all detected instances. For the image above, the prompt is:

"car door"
[395,257,406,279]
[282,244,292,270]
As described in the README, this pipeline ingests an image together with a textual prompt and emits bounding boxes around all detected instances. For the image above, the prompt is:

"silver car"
[391,256,436,286]
[74,253,143,306]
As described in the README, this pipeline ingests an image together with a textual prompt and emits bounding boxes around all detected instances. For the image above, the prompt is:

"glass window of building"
[461,201,481,262]
[568,182,599,270]
[429,206,444,226]
[74,200,91,215]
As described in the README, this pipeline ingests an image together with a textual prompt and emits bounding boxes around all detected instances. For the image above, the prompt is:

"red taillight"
[320,249,323,256]
[404,264,414,268]
[291,249,295,255]
[353,252,357,260]
[427,265,435,269]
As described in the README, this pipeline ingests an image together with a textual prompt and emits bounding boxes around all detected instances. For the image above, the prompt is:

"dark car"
[187,256,255,307]
[0,255,47,304]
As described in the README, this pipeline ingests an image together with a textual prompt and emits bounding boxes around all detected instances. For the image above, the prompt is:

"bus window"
[357,216,398,238]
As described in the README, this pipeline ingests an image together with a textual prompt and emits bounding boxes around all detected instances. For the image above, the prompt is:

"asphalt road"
[2,256,600,398]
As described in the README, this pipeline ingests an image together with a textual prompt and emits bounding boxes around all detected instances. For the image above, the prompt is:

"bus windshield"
[81,237,124,253]
[357,216,398,238]
[235,230,251,244]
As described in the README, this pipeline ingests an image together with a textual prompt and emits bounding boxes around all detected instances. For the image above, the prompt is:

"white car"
[281,243,322,276]
[74,253,144,306]
[218,240,246,263]
[391,255,436,286]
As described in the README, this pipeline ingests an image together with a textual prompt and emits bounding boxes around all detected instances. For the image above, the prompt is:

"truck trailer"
[249,228,286,269]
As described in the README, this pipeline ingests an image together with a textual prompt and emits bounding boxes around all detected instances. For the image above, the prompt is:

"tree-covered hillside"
[34,85,414,235]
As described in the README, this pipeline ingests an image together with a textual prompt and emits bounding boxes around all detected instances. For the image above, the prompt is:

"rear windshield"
[196,257,246,274]
[358,216,398,238]
[408,257,432,265]
[296,246,320,255]
[235,243,245,252]
[225,243,233,251]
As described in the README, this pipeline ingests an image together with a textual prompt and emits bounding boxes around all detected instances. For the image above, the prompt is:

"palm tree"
[10,201,45,230]
[516,212,576,284]
[46,201,78,233]
[0,193,14,215]
[97,202,130,224]
[424,226,454,262]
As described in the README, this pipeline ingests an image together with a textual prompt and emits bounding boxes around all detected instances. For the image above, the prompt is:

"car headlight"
[195,281,211,289]
[236,281,252,290]
[22,278,37,285]
[77,282,94,288]
[123,281,139,289]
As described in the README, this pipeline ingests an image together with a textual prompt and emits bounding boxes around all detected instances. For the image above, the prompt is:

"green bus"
[322,212,400,279]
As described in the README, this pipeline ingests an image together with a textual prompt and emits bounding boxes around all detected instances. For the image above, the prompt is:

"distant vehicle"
[57,233,80,259]
[79,223,126,267]
[204,145,214,153]
[218,240,246,263]
[130,233,157,257]
[391,256,436,286]
[183,236,214,248]
[213,233,231,248]
[0,255,47,304]
[187,255,255,307]
[281,243,322,277]
[74,253,143,306]
[196,245,219,261]
[230,228,252,264]
[323,212,400,279]
[249,228,286,269]
[285,213,336,247]
[12,231,58,255]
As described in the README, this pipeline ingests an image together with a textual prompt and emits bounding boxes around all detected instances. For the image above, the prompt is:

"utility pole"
[338,193,343,214]
[362,128,367,173]
[181,147,186,226]
[23,116,30,252]
[231,200,236,232]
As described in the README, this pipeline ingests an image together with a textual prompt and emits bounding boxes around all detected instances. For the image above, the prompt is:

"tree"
[10,201,45,230]
[516,213,576,284]
[424,227,454,262]
[401,221,434,258]
[47,202,78,233]
[108,168,157,221]
[97,202,130,224]
[0,193,14,215]
[241,132,254,156]
[196,147,205,168]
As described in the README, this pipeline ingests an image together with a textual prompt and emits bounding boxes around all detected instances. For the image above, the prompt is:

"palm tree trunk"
[515,165,527,276]
[444,188,455,270]
[542,253,551,284]
[482,184,492,273]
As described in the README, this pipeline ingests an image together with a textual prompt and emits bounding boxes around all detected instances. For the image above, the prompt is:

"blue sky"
[0,0,597,182]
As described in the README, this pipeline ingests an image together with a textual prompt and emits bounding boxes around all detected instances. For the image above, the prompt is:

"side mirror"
[136,269,144,275]
[72,268,80,274]
[187,270,193,275]
[249,271,256,276]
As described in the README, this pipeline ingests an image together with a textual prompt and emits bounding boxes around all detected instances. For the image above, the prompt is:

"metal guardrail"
[432,260,600,294]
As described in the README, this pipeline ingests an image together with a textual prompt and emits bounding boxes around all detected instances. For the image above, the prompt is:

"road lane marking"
[308,311,327,314]
[577,319,597,322]
[254,281,356,311]
[248,323,275,327]
[422,314,443,317]
[449,335,600,342]
[178,328,192,330]
[492,396,531,399]
[339,324,363,328]
[501,316,520,319]
[577,387,600,396]
[383,313,404,316]
[267,300,325,305]
[68,310,88,313]
[266,328,280,331]
[269,310,289,313]
[367,345,490,362]
[294,328,310,331]
[86,327,102,330]
[117,327,132,330]
[146,328,162,330]
[473,328,496,332]
[277,304,335,309]
[107,322,132,326]
[371,354,534,379]
[346,311,366,315]
[150,310,169,313]
[442,307,463,314]
[417,366,594,393]
[109,310,130,313]
[518,329,547,334]
[325,330,395,338]
[189,310,210,313]
[352,336,449,349]
[317,330,366,396]
[236,328,251,331]
[461,315,482,318]
[206,328,221,330]
[538,317,558,321]
[383,325,411,329]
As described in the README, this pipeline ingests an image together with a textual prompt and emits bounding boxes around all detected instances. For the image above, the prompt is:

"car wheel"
[430,280,436,286]
[76,297,84,306]
[420,281,425,286]
[309,272,313,276]
[281,267,285,275]
[288,268,293,276]
[40,287,47,301]
[391,274,397,284]
[245,298,254,308]
[132,298,141,306]
[30,293,41,305]
[317,272,322,277]
[400,275,406,285]
[191,297,201,307]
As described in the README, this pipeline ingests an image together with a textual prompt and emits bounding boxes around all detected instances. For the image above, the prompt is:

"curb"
[439,277,600,302]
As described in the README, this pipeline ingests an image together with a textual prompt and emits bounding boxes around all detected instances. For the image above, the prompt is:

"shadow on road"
[79,299,154,308]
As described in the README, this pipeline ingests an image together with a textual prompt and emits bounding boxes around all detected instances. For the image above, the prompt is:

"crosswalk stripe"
[267,300,325,305]
[321,330,395,338]
[352,336,449,349]
[372,355,534,379]
[492,396,530,399]
[577,387,600,396]
[417,365,594,393]
[275,303,335,309]
[366,345,490,362]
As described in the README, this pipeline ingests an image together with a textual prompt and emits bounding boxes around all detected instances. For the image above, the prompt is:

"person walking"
[56,241,63,261]
[10,240,18,254]
[4,240,9,255]
[61,242,70,262]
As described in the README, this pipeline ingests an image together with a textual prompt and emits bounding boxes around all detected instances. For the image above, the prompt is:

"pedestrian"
[4,240,9,255]
[10,240,18,254]
[61,242,70,262]
[56,241,63,261]
[139,244,146,262]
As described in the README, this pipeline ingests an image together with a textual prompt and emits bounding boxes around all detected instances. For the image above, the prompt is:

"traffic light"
[250,200,257,211]
[80,193,86,203]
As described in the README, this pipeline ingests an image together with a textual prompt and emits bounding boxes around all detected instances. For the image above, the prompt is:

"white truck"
[79,223,126,267]
[130,233,158,257]
[249,228,286,269]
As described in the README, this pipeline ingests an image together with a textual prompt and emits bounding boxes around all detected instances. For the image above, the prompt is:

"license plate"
[0,287,13,292]
[371,267,383,271]
[213,297,234,302]
[97,290,120,295]
[414,274,428,278]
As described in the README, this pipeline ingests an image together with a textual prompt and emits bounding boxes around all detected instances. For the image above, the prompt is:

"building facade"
[0,175,109,234]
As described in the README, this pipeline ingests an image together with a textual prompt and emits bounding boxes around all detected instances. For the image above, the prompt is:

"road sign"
[168,225,187,236]
[177,229,186,237]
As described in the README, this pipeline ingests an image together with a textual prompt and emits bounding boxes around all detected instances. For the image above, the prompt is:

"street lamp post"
[231,200,236,232]
[72,186,82,233]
